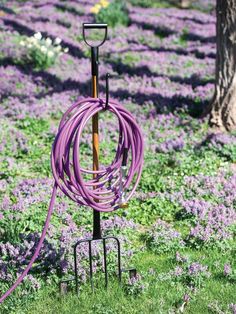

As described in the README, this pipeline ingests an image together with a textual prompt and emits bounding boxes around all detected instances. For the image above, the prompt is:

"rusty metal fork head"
[73,235,122,294]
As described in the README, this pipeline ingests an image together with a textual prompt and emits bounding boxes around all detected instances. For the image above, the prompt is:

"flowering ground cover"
[0,0,235,313]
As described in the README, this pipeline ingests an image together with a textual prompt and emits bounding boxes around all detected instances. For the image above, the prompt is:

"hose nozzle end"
[119,202,128,209]
[119,194,128,208]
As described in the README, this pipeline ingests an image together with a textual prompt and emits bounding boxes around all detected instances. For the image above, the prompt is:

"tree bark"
[209,0,236,132]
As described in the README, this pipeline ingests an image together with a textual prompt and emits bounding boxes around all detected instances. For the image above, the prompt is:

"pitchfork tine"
[88,240,94,291]
[103,238,108,288]
[74,243,79,295]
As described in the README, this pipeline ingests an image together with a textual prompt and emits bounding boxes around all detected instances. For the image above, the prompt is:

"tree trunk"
[209,0,236,132]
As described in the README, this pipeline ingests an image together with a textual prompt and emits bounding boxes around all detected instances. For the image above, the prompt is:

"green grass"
[127,0,215,13]
[1,110,235,313]
[1,153,235,311]
[10,248,235,314]
[127,0,173,9]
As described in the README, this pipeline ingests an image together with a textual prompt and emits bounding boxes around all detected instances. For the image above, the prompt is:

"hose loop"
[51,97,144,212]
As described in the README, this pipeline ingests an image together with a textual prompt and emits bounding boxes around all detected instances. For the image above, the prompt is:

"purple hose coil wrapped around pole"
[52,97,144,211]
[0,97,144,303]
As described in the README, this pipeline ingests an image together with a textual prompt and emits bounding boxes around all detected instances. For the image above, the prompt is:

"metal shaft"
[92,53,101,240]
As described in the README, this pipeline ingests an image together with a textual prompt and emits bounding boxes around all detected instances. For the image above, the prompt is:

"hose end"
[119,202,129,209]
[119,194,128,209]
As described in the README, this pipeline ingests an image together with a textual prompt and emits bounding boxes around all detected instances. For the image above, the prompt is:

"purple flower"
[230,304,236,314]
[124,273,147,296]
[188,262,209,276]
[156,136,185,153]
[175,251,188,263]
[183,293,190,302]
[144,219,185,254]
[174,266,184,276]
[224,263,232,276]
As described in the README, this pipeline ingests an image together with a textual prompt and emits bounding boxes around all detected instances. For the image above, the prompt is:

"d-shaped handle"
[82,23,108,48]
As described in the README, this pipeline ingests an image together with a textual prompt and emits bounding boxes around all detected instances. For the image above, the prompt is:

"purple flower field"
[0,0,235,313]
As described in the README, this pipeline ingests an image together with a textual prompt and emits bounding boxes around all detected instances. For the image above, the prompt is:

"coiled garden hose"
[0,97,144,303]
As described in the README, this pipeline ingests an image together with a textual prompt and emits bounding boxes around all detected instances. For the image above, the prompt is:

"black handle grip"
[82,23,108,48]
[83,23,107,29]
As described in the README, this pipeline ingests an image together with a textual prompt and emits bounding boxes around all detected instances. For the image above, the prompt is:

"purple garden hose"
[0,97,144,303]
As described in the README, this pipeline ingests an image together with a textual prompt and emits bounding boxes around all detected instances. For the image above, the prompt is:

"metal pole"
[91,46,101,240]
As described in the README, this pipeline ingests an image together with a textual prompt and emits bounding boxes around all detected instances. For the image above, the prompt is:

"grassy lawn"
[11,249,235,314]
